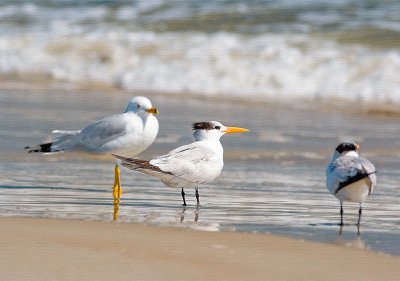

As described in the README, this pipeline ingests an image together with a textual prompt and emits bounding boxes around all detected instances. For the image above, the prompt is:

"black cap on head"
[193,122,216,131]
[335,142,358,153]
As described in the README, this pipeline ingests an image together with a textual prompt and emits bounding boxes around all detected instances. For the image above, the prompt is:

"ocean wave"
[1,1,400,104]
[1,30,400,103]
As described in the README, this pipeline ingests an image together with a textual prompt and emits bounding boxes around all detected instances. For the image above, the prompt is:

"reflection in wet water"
[335,225,370,251]
[179,205,200,223]
[1,158,399,255]
[113,196,120,221]
[1,90,400,255]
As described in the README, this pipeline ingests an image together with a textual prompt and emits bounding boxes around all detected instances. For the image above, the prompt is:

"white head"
[125,96,159,115]
[332,141,360,159]
[192,121,249,141]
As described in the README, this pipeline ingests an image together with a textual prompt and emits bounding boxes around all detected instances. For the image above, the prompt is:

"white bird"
[25,96,159,197]
[113,121,249,206]
[326,141,377,226]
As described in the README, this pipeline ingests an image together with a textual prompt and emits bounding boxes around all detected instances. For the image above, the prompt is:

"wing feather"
[115,140,224,187]
[149,142,221,184]
[53,113,143,152]
[326,155,377,195]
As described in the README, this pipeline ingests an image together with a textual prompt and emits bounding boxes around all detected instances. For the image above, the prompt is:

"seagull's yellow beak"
[146,107,160,114]
[356,143,360,150]
[224,127,249,134]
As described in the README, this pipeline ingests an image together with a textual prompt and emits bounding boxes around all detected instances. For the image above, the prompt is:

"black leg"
[181,188,187,206]
[195,188,200,205]
[340,203,344,226]
[357,204,362,226]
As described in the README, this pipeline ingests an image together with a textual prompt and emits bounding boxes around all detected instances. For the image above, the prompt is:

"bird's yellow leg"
[113,164,122,198]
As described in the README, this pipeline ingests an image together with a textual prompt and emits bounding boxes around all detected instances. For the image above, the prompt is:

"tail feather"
[25,142,54,153]
[112,154,170,174]
[52,130,80,134]
[335,170,377,194]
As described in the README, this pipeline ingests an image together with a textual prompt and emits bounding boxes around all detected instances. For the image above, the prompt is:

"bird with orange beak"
[326,141,377,226]
[114,121,249,206]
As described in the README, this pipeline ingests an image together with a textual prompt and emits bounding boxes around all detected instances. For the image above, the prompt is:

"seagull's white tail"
[52,130,81,134]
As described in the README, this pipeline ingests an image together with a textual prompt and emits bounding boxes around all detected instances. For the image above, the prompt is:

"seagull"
[113,121,249,206]
[326,141,377,226]
[25,96,159,197]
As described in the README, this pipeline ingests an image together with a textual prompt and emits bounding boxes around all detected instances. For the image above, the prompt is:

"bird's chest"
[194,156,223,182]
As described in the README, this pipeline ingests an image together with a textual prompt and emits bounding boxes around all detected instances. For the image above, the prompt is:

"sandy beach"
[1,2,400,280]
[0,217,398,281]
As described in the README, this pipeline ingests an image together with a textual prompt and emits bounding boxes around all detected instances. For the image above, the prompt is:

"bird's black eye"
[214,126,221,130]
[137,104,140,108]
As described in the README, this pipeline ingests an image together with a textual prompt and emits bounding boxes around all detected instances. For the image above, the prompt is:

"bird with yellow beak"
[114,121,249,206]
[25,96,160,202]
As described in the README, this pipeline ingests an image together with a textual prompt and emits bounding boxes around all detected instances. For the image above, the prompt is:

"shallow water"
[1,89,400,255]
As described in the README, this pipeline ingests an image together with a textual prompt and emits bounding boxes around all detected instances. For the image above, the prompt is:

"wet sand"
[0,217,399,281]
[1,87,400,257]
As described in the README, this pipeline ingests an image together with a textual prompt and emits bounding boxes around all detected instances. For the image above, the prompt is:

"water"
[1,1,400,103]
[1,89,400,255]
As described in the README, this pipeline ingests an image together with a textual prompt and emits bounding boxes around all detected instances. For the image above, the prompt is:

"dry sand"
[0,217,399,281]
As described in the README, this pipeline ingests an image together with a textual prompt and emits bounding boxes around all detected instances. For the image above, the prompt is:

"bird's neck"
[193,130,222,141]
[199,139,224,156]
[332,150,359,160]
[345,150,359,157]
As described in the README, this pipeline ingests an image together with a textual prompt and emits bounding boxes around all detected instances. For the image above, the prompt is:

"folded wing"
[326,156,377,195]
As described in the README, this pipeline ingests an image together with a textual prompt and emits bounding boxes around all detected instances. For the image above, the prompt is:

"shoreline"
[0,216,399,280]
[2,82,400,118]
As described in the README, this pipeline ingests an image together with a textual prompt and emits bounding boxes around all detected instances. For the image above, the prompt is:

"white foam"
[0,8,400,103]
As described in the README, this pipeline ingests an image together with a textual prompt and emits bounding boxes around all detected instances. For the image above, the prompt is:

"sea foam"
[1,1,400,104]
[2,30,400,104]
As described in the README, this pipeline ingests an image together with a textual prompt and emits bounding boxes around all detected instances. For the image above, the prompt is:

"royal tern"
[326,141,377,226]
[113,121,249,206]
[25,96,159,197]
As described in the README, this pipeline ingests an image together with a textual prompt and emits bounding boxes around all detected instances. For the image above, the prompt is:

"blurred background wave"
[1,0,400,103]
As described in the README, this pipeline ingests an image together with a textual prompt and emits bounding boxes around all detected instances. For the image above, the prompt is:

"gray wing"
[52,114,132,152]
[149,142,221,184]
[115,141,223,187]
[327,155,377,194]
[113,154,196,188]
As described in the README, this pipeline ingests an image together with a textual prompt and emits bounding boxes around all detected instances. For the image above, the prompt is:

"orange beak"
[224,127,249,134]
[146,107,160,114]
[356,143,360,150]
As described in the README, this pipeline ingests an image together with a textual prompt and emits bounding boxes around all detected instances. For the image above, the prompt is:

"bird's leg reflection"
[357,224,361,236]
[338,224,343,236]
[194,203,200,222]
[180,206,186,223]
[179,205,200,223]
[113,164,122,221]
[113,196,120,221]
[334,226,369,251]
